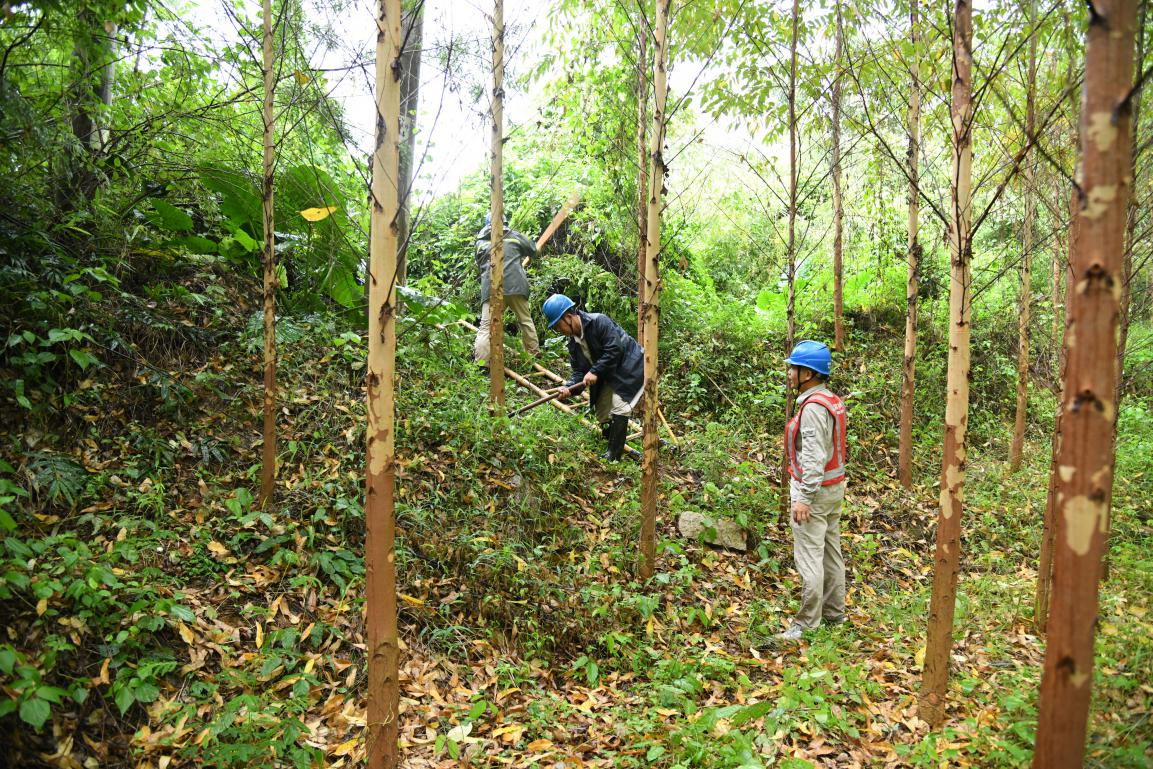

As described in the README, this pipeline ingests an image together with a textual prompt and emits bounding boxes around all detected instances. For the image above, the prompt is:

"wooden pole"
[366,0,402,765]
[1033,1,1136,762]
[639,0,671,581]
[919,0,973,727]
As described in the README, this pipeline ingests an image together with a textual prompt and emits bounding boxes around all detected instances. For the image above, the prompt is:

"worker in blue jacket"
[542,294,643,461]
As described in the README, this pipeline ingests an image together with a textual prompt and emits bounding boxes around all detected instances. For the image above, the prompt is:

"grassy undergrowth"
[1,269,1150,767]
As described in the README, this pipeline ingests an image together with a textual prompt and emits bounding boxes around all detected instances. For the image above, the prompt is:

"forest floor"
[2,302,1151,769]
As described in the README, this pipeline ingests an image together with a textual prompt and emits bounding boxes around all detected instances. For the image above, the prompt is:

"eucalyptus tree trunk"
[635,20,649,339]
[1033,1,1136,762]
[780,0,800,522]
[1035,189,1075,632]
[918,0,972,728]
[898,0,921,490]
[1009,4,1038,473]
[396,0,424,287]
[639,0,671,581]
[831,1,844,352]
[1117,0,1146,413]
[258,0,278,510]
[365,0,403,765]
[488,0,506,409]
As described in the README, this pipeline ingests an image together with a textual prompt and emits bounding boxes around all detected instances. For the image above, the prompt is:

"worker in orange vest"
[777,340,849,642]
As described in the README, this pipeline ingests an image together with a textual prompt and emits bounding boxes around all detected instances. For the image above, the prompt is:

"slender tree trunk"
[258,0,278,510]
[488,0,506,409]
[396,0,424,287]
[831,1,844,352]
[1033,2,1136,762]
[639,0,671,581]
[366,1,403,765]
[1117,0,1145,412]
[780,0,800,522]
[1036,187,1077,632]
[636,20,649,339]
[1009,5,1038,473]
[59,11,117,209]
[898,0,921,490]
[918,0,972,728]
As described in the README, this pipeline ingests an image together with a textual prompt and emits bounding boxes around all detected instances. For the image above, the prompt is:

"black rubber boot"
[600,422,612,440]
[601,415,629,461]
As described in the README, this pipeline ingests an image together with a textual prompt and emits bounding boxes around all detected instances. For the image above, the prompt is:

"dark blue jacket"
[564,310,644,410]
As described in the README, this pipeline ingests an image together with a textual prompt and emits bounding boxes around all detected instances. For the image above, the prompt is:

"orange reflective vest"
[786,389,847,486]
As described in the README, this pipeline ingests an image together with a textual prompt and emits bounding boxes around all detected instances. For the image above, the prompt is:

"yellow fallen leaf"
[915,645,926,670]
[36,597,48,616]
[332,737,359,756]
[207,541,229,556]
[399,593,425,607]
[303,656,315,674]
[98,658,111,685]
[255,622,264,649]
[177,621,196,645]
[526,738,553,752]
[300,206,337,222]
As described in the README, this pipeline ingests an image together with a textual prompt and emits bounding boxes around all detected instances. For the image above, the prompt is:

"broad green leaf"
[19,697,50,729]
[115,686,135,715]
[166,236,219,255]
[147,199,193,232]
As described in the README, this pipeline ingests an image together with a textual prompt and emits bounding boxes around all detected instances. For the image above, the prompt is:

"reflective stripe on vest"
[786,390,847,486]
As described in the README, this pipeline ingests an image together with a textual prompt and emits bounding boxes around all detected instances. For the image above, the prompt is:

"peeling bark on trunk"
[1033,1,1136,762]
[898,0,921,490]
[831,1,844,352]
[258,0,277,510]
[488,0,506,410]
[780,0,800,523]
[636,20,649,339]
[366,1,403,766]
[1035,188,1077,633]
[918,0,972,728]
[396,1,424,287]
[640,0,671,581]
[1009,5,1038,473]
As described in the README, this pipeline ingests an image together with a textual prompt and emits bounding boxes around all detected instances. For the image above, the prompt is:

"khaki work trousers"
[474,295,539,364]
[593,385,640,423]
[789,479,847,629]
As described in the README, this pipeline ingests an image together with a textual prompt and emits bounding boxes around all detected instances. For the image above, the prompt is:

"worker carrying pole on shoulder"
[474,212,539,369]
[543,293,644,462]
[777,340,849,642]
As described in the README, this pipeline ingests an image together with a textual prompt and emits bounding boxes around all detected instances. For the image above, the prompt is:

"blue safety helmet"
[543,294,576,328]
[786,340,832,377]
